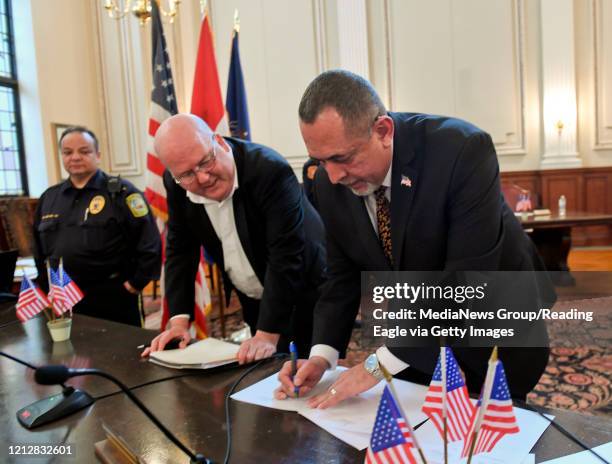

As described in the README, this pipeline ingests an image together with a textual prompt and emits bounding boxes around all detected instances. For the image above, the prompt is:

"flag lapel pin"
[400,175,412,188]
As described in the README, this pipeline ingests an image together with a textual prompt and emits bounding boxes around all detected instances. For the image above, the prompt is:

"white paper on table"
[232,367,429,450]
[415,408,553,464]
[300,377,429,448]
[539,441,612,464]
[231,366,343,412]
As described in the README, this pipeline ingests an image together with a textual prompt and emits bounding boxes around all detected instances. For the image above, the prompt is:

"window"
[0,0,26,196]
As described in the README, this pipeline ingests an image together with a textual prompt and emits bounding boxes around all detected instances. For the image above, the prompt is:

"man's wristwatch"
[364,353,385,380]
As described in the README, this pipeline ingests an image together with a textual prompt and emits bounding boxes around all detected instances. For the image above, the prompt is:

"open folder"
[148,338,239,369]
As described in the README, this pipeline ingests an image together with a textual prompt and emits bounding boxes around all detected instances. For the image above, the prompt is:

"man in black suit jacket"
[143,114,326,364]
[277,70,553,406]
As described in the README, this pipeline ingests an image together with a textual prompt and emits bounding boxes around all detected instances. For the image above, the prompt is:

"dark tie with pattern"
[374,186,393,265]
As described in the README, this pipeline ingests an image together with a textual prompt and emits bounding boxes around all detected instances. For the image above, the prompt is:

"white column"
[336,0,370,78]
[540,0,581,168]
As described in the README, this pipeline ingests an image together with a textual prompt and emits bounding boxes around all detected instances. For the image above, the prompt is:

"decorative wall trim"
[382,0,394,110]
[593,0,612,150]
[496,0,527,156]
[93,2,146,176]
[312,0,328,74]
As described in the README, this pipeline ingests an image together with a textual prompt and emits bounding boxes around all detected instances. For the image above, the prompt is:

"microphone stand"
[36,366,212,464]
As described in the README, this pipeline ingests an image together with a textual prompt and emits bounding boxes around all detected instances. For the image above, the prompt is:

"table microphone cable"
[223,353,288,464]
[515,398,611,464]
[0,319,20,330]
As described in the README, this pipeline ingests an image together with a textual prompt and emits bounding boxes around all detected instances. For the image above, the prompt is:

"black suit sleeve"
[444,132,504,270]
[163,172,200,319]
[254,163,308,334]
[308,180,361,354]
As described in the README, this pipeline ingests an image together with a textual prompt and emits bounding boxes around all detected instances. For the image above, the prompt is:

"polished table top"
[1,310,611,463]
[519,211,612,229]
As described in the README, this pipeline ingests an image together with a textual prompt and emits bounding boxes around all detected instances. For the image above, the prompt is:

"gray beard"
[348,182,378,196]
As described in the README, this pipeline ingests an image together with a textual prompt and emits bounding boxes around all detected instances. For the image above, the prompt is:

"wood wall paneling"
[501,167,612,246]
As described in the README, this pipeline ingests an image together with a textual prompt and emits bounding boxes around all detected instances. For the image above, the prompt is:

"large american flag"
[144,0,177,225]
[461,361,519,457]
[421,347,475,441]
[16,275,49,322]
[365,385,418,464]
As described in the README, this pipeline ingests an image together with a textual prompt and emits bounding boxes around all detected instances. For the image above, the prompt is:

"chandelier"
[103,0,182,25]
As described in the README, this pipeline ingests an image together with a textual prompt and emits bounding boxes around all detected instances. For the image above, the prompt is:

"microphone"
[0,350,95,430]
[35,365,212,464]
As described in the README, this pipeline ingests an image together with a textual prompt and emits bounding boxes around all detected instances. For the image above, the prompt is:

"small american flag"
[400,175,412,187]
[461,361,519,457]
[422,347,475,441]
[58,267,84,311]
[48,268,68,316]
[16,275,50,322]
[365,385,418,464]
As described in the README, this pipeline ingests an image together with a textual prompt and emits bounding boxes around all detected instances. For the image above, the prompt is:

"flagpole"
[45,259,55,319]
[233,8,240,34]
[467,347,498,464]
[380,364,429,464]
[441,346,448,464]
[59,257,68,318]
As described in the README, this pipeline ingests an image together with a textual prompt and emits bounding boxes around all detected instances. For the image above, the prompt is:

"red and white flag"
[144,0,178,226]
[16,275,49,322]
[421,347,475,441]
[461,355,519,458]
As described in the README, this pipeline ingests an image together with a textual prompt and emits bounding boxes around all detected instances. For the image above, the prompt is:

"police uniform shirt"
[34,169,161,290]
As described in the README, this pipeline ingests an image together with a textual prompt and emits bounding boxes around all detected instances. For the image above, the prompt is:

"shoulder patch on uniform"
[126,193,149,218]
[89,195,106,215]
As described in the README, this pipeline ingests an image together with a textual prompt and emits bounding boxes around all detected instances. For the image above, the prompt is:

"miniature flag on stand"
[365,385,418,464]
[58,265,84,312]
[461,350,519,459]
[422,347,475,441]
[16,275,50,322]
[48,268,68,316]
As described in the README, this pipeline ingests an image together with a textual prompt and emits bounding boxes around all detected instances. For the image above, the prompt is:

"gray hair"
[298,69,386,137]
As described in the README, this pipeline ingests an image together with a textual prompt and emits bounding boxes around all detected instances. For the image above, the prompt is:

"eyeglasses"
[172,138,218,186]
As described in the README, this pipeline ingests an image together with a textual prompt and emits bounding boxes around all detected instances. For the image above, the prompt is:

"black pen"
[289,341,299,398]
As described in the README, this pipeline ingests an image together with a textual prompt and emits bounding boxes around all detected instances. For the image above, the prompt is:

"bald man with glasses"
[144,114,326,364]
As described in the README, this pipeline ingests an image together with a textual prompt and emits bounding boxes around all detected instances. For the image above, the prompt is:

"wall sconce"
[102,0,183,25]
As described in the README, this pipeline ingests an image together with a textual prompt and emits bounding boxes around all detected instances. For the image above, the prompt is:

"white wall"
[18,0,103,195]
[15,0,612,195]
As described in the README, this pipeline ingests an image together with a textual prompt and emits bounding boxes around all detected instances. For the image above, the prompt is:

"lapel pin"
[400,175,412,188]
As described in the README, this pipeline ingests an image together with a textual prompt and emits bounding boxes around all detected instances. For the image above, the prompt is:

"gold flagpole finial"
[490,346,498,362]
[233,8,240,33]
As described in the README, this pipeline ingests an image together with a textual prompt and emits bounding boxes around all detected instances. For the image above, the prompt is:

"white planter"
[47,319,72,343]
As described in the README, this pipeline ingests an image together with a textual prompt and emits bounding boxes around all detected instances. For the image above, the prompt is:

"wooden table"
[520,212,612,285]
[1,311,611,463]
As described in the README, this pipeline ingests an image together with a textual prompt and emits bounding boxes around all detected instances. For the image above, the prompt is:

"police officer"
[33,126,161,326]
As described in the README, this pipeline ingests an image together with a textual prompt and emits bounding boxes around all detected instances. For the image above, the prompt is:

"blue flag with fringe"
[226,29,251,140]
